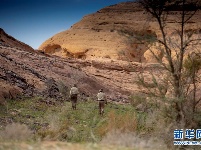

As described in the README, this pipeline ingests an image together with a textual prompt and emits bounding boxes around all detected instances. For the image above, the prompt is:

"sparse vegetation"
[0,123,32,141]
[1,1,201,149]
[101,130,168,150]
[131,0,201,148]
[0,96,155,149]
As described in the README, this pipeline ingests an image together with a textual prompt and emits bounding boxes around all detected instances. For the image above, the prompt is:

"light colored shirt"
[70,87,79,95]
[97,92,106,101]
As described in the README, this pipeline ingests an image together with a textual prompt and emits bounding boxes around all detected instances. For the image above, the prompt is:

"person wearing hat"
[69,84,79,110]
[97,89,107,116]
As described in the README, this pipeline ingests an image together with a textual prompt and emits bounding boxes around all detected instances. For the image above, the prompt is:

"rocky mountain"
[1,1,201,106]
[39,1,201,62]
[0,28,34,52]
[0,28,143,105]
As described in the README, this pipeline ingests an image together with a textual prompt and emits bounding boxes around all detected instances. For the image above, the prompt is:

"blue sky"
[0,0,130,49]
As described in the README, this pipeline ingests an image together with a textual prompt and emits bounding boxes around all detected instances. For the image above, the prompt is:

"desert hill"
[0,28,34,52]
[39,1,201,62]
[1,1,201,148]
[0,28,144,105]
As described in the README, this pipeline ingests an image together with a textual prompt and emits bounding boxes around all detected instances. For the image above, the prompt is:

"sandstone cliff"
[39,2,201,62]
[39,2,149,61]
[2,1,201,104]
[0,29,139,104]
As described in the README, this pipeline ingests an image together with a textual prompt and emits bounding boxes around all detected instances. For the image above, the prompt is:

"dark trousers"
[99,100,105,116]
[71,94,77,110]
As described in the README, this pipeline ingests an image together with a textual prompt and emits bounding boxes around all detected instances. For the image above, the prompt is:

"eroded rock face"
[39,2,201,63]
[0,28,34,52]
[39,2,150,61]
[0,45,110,101]
[0,29,139,103]
[1,27,201,105]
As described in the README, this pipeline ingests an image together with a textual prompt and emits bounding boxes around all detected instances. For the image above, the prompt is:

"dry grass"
[0,141,134,150]
[97,110,137,136]
[36,105,70,141]
[0,123,32,141]
[101,130,168,150]
[0,97,172,149]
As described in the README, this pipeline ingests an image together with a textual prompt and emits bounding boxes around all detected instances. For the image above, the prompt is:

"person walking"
[69,84,79,110]
[97,89,107,116]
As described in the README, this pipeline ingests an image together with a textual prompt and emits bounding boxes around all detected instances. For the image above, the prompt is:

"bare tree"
[136,0,201,127]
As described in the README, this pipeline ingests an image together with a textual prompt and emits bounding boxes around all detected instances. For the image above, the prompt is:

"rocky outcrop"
[0,28,34,52]
[2,1,201,104]
[0,45,108,101]
[39,2,150,62]
[39,2,201,63]
[1,29,143,103]
[1,27,200,105]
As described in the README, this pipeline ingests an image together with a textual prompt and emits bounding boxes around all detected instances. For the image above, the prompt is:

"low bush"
[101,130,168,150]
[0,123,32,141]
